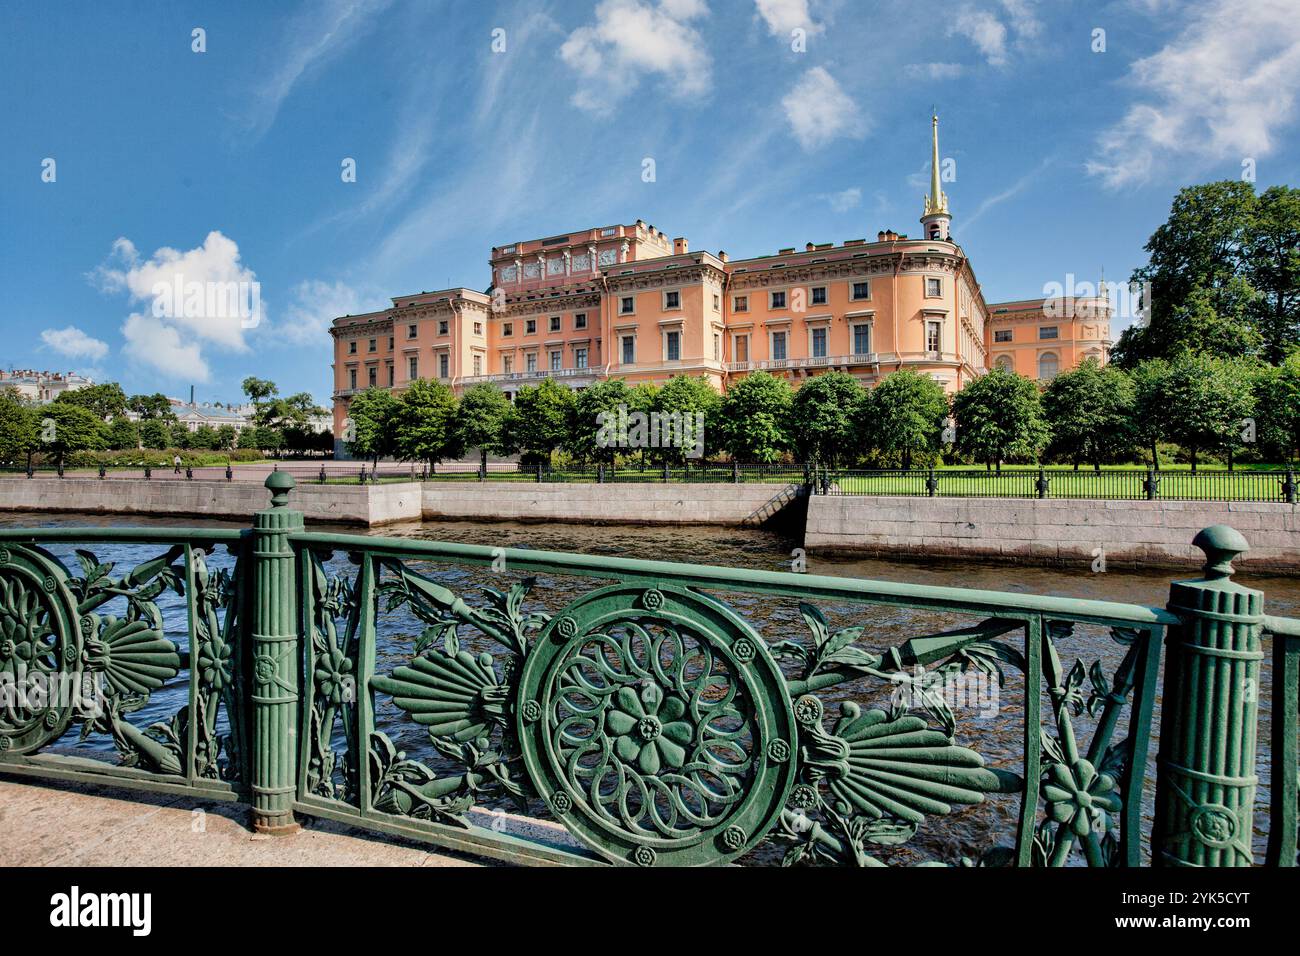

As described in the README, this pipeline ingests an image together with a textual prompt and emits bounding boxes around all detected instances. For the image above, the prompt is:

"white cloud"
[40,326,109,362]
[755,0,822,37]
[949,1,1041,67]
[242,0,394,138]
[781,67,865,151]
[559,0,712,113]
[280,279,374,345]
[904,62,965,80]
[1087,0,1300,188]
[92,231,262,351]
[824,187,862,212]
[122,313,209,382]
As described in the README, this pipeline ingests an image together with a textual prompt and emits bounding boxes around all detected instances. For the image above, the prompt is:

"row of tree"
[343,354,1300,473]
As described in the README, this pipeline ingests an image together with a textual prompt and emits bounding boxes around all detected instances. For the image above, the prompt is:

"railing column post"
[1153,526,1263,866]
[1283,468,1297,504]
[1144,467,1158,500]
[926,468,937,497]
[249,472,303,835]
[1035,468,1049,499]
[732,461,740,484]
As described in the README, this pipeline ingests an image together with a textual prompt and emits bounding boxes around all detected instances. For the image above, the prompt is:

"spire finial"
[923,112,949,222]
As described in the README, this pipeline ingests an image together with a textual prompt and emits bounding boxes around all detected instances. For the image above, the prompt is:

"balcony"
[727,353,879,373]
[460,367,600,386]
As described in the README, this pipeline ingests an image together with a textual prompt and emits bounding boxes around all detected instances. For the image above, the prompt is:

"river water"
[3,510,1295,865]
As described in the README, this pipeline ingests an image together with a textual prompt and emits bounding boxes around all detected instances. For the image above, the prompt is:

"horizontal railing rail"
[0,475,1295,867]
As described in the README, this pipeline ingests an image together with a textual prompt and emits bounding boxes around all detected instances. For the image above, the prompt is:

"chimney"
[719,250,729,263]
[673,237,689,254]
[877,231,887,242]
[779,247,795,256]
[190,385,195,405]
[805,242,816,252]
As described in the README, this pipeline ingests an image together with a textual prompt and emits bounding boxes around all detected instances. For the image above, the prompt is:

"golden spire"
[923,113,949,217]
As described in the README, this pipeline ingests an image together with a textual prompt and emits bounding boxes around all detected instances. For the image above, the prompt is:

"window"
[734,335,749,363]
[713,333,720,360]
[772,331,787,361]
[1039,326,1059,340]
[1038,352,1059,380]
[387,365,394,386]
[853,324,871,355]
[348,369,357,390]
[811,327,827,358]
[439,353,449,378]
[811,286,827,306]
[733,295,749,312]
[926,321,942,353]
[664,290,681,310]
[407,324,418,339]
[994,329,1013,343]
[438,320,448,335]
[770,291,786,310]
[503,355,513,374]
[526,353,537,373]
[852,281,870,301]
[549,316,561,333]
[621,336,635,364]
[388,337,394,349]
[995,355,1013,371]
[713,294,720,310]
[473,355,483,376]
[348,341,357,354]
[526,319,537,335]
[503,322,513,337]
[620,296,635,315]
[665,330,680,361]
[550,350,562,371]
[408,356,419,380]
[368,338,377,352]
[574,313,587,329]
[575,347,588,369]
[925,277,942,298]
[473,322,483,335]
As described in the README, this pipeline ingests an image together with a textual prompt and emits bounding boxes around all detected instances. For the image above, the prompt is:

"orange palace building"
[330,117,1112,449]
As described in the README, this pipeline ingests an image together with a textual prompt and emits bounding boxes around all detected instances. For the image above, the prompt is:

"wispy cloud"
[949,0,1042,68]
[781,67,866,151]
[559,0,712,114]
[821,187,862,212]
[963,157,1053,231]
[754,0,823,37]
[904,62,965,80]
[1087,0,1300,188]
[240,0,395,140]
[40,326,109,362]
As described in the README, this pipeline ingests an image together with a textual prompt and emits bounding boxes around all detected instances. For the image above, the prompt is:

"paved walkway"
[0,778,482,867]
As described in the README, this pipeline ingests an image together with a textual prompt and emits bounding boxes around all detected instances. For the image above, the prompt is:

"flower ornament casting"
[198,634,234,692]
[605,683,693,775]
[314,645,354,705]
[1042,758,1121,837]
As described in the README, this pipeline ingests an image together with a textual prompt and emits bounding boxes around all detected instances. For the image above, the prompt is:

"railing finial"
[1192,524,1249,580]
[265,470,295,508]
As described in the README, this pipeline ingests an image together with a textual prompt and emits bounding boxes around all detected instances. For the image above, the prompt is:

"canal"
[3,510,1294,865]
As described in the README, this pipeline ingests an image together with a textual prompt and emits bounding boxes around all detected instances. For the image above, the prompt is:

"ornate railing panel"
[0,528,249,800]
[1,478,1295,868]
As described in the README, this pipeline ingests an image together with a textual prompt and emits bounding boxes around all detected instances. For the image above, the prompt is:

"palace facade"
[330,117,1111,445]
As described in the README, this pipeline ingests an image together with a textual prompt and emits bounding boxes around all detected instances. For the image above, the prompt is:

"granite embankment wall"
[0,478,799,528]
[804,495,1300,571]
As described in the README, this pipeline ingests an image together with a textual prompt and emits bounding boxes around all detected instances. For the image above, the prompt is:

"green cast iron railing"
[0,474,1295,867]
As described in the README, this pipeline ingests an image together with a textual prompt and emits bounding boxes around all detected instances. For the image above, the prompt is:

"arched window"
[1038,352,1059,381]
[994,354,1013,372]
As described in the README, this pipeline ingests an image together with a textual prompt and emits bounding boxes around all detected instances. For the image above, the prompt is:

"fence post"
[662,462,670,482]
[597,463,605,484]
[98,463,106,480]
[1144,468,1159,500]
[249,472,303,834]
[1152,526,1263,866]
[185,466,193,481]
[358,466,366,485]
[479,461,486,482]
[318,464,326,484]
[1035,468,1049,499]
[1284,468,1297,504]
[144,465,151,480]
[57,462,64,479]
[226,464,234,481]
[733,461,740,484]
[926,468,938,497]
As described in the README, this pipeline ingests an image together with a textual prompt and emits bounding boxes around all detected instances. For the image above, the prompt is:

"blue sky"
[2,0,1298,407]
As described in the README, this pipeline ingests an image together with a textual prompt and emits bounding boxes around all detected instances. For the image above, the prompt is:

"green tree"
[105,416,141,451]
[396,378,461,471]
[568,379,633,464]
[1129,360,1172,469]
[0,388,36,466]
[1159,354,1255,471]
[718,372,792,463]
[192,424,220,450]
[127,392,176,420]
[241,377,278,404]
[650,375,721,463]
[951,367,1050,471]
[254,426,283,456]
[39,404,105,469]
[54,382,127,420]
[1252,355,1300,463]
[345,387,401,465]
[789,372,866,467]
[859,369,949,469]
[511,378,575,464]
[215,424,238,450]
[1041,360,1136,470]
[236,427,260,451]
[170,422,192,449]
[140,418,171,450]
[1244,185,1300,363]
[456,383,514,470]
